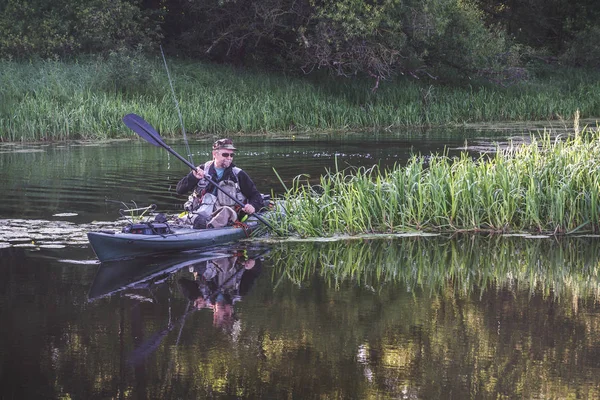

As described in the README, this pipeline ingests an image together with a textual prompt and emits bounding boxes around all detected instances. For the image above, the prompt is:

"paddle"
[122,113,276,232]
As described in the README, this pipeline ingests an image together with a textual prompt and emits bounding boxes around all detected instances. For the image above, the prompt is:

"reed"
[1,58,599,141]
[272,125,600,235]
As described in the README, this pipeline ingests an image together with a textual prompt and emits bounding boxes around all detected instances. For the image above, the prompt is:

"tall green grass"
[272,124,600,235]
[1,57,599,141]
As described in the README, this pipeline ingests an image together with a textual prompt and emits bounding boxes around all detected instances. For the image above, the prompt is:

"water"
[1,126,600,399]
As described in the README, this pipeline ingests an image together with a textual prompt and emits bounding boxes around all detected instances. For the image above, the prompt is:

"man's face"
[213,149,235,168]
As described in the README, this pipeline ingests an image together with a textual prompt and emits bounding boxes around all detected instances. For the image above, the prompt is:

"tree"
[473,0,600,67]
[160,0,521,82]
[0,0,160,59]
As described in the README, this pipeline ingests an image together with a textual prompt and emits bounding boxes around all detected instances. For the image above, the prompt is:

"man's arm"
[176,171,200,195]
[237,170,264,211]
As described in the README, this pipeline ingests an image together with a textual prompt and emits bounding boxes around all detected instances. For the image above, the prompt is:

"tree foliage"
[162,0,520,82]
[0,0,159,58]
[473,0,600,67]
[0,0,597,81]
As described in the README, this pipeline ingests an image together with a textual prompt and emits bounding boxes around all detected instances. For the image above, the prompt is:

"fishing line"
[160,45,194,165]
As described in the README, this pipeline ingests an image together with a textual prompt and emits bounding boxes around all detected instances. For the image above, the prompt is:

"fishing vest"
[195,161,246,207]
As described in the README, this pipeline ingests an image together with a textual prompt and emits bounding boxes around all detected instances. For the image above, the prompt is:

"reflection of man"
[177,253,262,332]
[213,293,234,330]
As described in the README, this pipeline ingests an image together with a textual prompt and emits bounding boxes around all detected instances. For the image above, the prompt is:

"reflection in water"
[6,130,600,398]
[88,249,267,368]
[178,251,262,333]
[3,237,600,399]
[271,235,600,301]
[268,237,600,399]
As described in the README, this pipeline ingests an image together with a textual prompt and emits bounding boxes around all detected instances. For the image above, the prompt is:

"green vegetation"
[2,0,599,142]
[272,123,600,236]
[1,58,598,141]
[2,0,599,78]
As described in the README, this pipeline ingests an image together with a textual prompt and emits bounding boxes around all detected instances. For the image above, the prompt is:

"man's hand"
[192,167,204,180]
[243,204,255,214]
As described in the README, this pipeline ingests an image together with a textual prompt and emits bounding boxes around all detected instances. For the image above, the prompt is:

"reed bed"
[1,58,599,141]
[269,237,600,302]
[273,125,600,235]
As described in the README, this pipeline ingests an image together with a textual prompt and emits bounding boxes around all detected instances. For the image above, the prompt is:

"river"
[1,123,599,399]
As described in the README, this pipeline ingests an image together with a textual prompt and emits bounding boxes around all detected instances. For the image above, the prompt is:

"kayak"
[87,219,261,262]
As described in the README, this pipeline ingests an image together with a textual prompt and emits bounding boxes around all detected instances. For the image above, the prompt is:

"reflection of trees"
[7,237,600,398]
[265,236,600,398]
[272,236,600,301]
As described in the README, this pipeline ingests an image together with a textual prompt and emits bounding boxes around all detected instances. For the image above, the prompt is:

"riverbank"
[1,57,599,142]
[273,124,600,236]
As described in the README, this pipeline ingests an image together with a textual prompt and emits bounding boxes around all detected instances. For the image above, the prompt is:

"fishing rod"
[160,45,194,165]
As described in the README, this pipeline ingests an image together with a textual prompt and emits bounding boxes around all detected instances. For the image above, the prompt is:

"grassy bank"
[1,57,599,141]
[272,124,600,236]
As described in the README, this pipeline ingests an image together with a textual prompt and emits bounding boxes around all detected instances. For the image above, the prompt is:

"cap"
[213,138,236,151]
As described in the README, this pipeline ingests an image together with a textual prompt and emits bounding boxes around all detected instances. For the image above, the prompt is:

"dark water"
[2,127,600,399]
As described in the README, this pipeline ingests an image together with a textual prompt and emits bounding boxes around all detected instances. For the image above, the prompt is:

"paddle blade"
[122,113,163,147]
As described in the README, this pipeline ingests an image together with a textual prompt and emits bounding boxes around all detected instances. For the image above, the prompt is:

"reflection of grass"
[273,126,600,235]
[269,237,600,302]
[1,58,599,141]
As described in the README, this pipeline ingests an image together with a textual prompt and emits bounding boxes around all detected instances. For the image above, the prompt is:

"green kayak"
[87,219,260,262]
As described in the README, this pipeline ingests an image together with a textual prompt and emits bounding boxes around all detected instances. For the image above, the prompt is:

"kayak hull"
[87,222,258,262]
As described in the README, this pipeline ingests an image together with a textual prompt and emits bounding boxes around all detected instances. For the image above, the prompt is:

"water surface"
[1,125,600,399]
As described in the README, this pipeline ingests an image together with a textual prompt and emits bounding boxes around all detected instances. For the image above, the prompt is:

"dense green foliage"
[1,58,597,141]
[1,0,597,141]
[1,0,598,79]
[272,124,600,235]
[0,0,159,58]
[474,0,600,67]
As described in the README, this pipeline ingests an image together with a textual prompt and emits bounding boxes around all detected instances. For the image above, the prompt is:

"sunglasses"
[220,152,235,158]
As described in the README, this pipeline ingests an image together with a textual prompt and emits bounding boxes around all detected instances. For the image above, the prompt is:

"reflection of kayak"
[88,251,231,300]
[87,219,261,262]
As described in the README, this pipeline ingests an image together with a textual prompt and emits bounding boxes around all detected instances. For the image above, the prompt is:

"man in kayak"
[176,138,264,229]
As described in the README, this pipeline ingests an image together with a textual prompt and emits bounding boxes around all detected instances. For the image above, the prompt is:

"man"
[176,138,263,228]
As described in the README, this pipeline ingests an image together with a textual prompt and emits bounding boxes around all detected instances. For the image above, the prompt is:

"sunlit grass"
[1,57,599,141]
[272,125,600,235]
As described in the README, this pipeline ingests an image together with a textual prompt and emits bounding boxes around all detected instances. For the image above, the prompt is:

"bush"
[560,26,600,68]
[0,0,159,59]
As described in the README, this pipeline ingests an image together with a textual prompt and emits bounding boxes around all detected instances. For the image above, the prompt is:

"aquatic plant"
[272,125,600,235]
